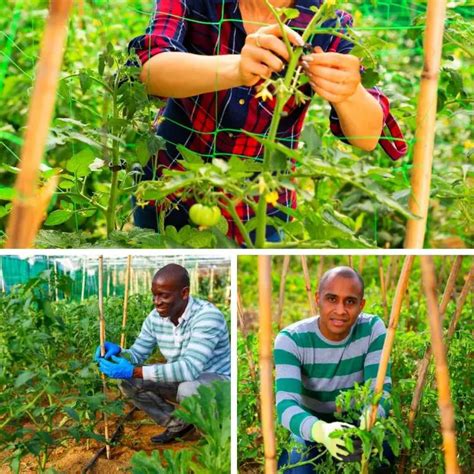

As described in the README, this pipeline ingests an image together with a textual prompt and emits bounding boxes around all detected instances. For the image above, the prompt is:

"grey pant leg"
[176,372,229,402]
[119,379,181,428]
[120,373,229,433]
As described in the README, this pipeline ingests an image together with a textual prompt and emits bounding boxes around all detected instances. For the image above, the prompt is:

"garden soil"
[0,406,199,473]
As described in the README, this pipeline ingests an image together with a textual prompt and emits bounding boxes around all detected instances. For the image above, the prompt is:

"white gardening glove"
[359,408,370,431]
[311,420,355,460]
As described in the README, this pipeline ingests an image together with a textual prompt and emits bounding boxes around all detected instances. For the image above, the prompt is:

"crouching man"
[275,266,394,472]
[95,263,230,444]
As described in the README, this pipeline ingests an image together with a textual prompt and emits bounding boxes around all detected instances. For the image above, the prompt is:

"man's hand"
[239,24,305,87]
[94,341,121,361]
[98,356,134,379]
[311,420,355,461]
[302,47,361,104]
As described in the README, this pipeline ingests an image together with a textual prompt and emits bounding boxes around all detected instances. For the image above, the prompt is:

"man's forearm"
[140,52,243,98]
[132,366,143,379]
[332,84,384,152]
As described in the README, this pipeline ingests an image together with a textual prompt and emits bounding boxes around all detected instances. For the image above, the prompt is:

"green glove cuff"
[311,420,326,443]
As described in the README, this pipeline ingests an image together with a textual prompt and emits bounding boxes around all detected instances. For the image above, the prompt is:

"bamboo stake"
[98,256,110,460]
[420,256,459,474]
[398,256,463,473]
[106,266,111,298]
[20,176,58,247]
[209,266,215,301]
[378,256,388,321]
[120,256,132,348]
[258,256,276,474]
[348,255,353,268]
[54,259,59,302]
[367,256,415,431]
[387,256,400,293]
[237,291,257,385]
[358,255,365,274]
[277,256,291,328]
[317,256,325,281]
[404,0,448,248]
[5,1,73,248]
[301,256,316,316]
[112,265,117,296]
[446,264,473,344]
[384,256,393,292]
[81,258,86,301]
[360,256,415,473]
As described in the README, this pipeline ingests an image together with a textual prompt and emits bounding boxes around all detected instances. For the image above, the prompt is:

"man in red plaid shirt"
[129,0,407,244]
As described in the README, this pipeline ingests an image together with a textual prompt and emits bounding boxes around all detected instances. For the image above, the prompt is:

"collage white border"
[0,247,472,474]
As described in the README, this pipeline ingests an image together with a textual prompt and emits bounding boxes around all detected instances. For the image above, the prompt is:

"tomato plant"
[0,1,471,248]
[0,258,231,472]
[237,255,473,472]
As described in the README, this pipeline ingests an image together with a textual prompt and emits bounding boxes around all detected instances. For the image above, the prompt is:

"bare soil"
[0,406,199,473]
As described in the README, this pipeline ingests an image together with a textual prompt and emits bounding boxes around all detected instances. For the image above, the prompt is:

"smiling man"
[95,263,230,444]
[275,266,392,472]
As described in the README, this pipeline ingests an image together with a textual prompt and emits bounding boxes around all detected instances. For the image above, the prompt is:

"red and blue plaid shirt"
[129,0,407,241]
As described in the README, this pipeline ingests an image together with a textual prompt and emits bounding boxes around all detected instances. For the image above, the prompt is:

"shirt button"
[239,99,245,105]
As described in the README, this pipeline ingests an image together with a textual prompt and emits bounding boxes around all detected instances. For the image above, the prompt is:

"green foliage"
[237,255,474,472]
[130,380,231,474]
[0,0,471,248]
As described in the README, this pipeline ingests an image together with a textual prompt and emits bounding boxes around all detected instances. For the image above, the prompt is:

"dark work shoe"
[150,424,195,444]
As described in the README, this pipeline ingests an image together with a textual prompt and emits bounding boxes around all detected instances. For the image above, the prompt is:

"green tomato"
[189,204,221,227]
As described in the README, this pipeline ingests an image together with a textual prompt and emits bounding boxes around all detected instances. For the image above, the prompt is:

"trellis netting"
[0,1,471,248]
[0,254,230,301]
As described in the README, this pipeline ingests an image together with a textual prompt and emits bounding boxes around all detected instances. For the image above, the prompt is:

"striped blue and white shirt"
[122,296,230,382]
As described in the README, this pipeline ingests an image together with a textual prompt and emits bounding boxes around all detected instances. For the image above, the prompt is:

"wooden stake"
[399,256,463,473]
[404,0,448,248]
[367,256,414,431]
[378,256,388,321]
[317,256,325,281]
[120,256,132,348]
[358,255,365,274]
[420,256,459,473]
[258,256,276,474]
[209,266,215,301]
[277,256,291,328]
[5,1,73,248]
[81,258,86,301]
[237,291,257,385]
[301,256,316,316]
[54,259,59,302]
[98,256,110,460]
[446,264,473,344]
[347,255,353,268]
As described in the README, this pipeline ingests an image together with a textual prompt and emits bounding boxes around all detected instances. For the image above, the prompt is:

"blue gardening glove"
[94,341,121,362]
[98,355,134,379]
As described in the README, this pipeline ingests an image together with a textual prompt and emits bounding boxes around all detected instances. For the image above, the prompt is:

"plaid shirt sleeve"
[128,0,189,65]
[325,10,407,160]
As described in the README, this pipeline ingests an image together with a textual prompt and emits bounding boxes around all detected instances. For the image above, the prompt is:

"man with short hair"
[275,266,392,472]
[95,263,230,444]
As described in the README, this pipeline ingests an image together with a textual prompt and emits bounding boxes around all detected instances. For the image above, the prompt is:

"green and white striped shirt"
[275,313,391,441]
[123,297,230,382]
